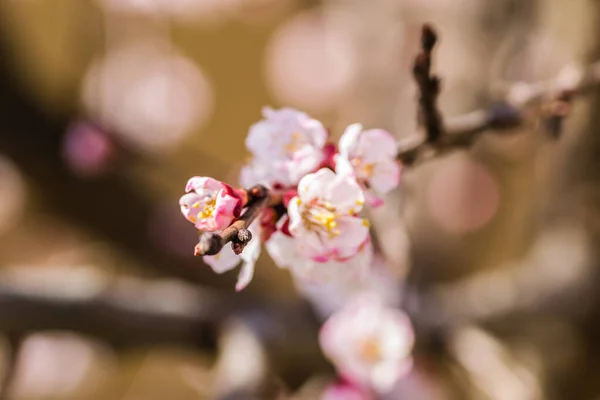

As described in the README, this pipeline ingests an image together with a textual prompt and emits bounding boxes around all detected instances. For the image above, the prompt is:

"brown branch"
[194,185,279,257]
[398,59,600,165]
[413,24,444,143]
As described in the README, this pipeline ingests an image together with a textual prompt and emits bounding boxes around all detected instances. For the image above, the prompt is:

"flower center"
[284,132,306,155]
[299,199,341,239]
[194,197,217,219]
[358,337,382,364]
[351,157,374,178]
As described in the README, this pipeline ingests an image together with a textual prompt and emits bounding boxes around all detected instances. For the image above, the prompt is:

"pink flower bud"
[179,176,243,232]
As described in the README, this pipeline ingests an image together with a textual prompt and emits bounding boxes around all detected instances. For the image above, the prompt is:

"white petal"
[334,155,357,178]
[338,123,363,157]
[265,231,302,269]
[203,246,240,273]
[325,175,365,213]
[297,168,336,201]
[369,160,401,194]
[358,129,398,162]
[235,261,255,291]
[328,216,370,253]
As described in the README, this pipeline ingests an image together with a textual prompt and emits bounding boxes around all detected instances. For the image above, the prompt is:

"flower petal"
[203,246,240,273]
[357,129,398,162]
[338,123,363,157]
[297,168,336,201]
[325,175,365,214]
[369,160,401,194]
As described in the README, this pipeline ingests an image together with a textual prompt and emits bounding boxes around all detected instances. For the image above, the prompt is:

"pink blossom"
[203,222,261,291]
[322,380,373,400]
[242,107,328,187]
[265,230,372,284]
[179,176,243,232]
[287,169,370,262]
[336,124,400,207]
[319,295,415,394]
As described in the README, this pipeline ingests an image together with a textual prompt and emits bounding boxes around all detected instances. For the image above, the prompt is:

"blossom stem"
[195,185,278,256]
[398,24,600,165]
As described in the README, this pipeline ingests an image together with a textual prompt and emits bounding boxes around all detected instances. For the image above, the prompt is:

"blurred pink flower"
[62,122,114,177]
[243,107,328,187]
[287,169,369,262]
[265,231,372,284]
[322,380,373,400]
[203,222,261,291]
[319,295,414,394]
[179,177,243,231]
[336,124,400,207]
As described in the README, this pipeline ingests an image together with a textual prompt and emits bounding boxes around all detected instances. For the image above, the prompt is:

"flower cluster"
[178,107,400,290]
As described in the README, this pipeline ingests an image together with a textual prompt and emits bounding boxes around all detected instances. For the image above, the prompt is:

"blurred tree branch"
[397,60,600,165]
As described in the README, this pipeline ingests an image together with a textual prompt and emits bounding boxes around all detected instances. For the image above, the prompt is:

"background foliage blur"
[1,0,600,399]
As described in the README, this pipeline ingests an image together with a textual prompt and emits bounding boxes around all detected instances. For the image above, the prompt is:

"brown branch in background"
[194,185,280,257]
[398,56,600,165]
[413,24,444,143]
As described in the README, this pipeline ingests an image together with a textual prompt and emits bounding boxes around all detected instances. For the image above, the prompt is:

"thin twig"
[413,24,444,143]
[194,185,276,257]
[398,58,600,165]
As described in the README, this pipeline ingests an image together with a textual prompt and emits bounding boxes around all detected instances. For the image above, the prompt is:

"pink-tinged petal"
[235,261,255,292]
[338,123,363,157]
[265,231,302,269]
[329,216,370,253]
[370,358,413,393]
[286,196,303,231]
[364,190,385,208]
[297,168,336,201]
[335,155,357,178]
[213,191,241,230]
[185,176,222,193]
[179,192,202,224]
[369,160,401,194]
[203,246,240,273]
[357,129,398,161]
[325,175,365,214]
[322,381,372,400]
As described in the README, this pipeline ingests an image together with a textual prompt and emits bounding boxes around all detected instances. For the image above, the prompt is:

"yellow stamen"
[198,198,217,219]
[362,219,370,228]
[359,338,382,363]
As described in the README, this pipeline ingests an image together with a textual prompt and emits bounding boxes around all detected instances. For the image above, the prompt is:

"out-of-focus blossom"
[336,124,400,207]
[179,177,244,231]
[243,107,328,187]
[82,43,213,154]
[203,222,261,291]
[322,380,373,400]
[427,156,499,234]
[288,169,369,262]
[266,231,372,284]
[295,255,400,319]
[62,121,114,177]
[265,11,356,112]
[320,295,414,394]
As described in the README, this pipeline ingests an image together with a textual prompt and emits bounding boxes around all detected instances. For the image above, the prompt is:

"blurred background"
[1,0,600,399]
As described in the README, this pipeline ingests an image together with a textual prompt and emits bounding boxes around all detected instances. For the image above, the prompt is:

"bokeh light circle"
[427,156,500,234]
[265,11,356,112]
[82,43,214,155]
